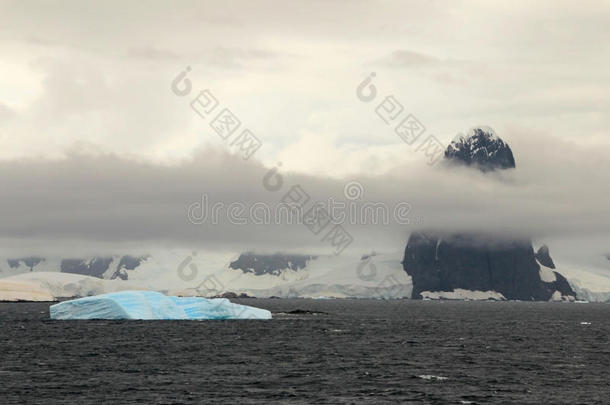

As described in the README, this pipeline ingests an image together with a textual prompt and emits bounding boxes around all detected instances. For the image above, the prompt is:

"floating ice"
[49,290,271,320]
[420,289,505,301]
[417,374,448,381]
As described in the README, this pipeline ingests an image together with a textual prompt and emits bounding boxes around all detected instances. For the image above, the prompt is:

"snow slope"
[0,248,607,301]
[112,250,411,299]
[0,272,142,301]
[236,252,412,299]
[0,252,411,300]
[0,279,55,301]
[535,251,610,302]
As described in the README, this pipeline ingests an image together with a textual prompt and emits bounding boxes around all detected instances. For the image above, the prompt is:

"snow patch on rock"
[538,262,557,283]
[421,289,505,301]
[549,290,576,302]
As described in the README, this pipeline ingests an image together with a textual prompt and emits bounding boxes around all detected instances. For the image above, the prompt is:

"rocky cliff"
[403,127,576,300]
[404,232,575,300]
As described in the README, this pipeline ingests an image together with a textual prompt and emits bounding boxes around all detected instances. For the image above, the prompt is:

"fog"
[0,1,609,268]
[0,125,608,260]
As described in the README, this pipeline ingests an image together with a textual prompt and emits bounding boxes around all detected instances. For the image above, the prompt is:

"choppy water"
[0,299,608,404]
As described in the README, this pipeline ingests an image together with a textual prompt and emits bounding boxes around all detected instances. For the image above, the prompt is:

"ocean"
[1,299,608,404]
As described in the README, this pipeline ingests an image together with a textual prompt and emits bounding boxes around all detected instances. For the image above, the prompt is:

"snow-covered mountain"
[405,126,586,302]
[225,252,412,299]
[1,248,608,302]
[553,254,610,303]
[445,126,516,171]
[0,251,412,301]
[0,272,139,301]
[0,128,608,302]
[2,255,147,280]
[229,253,316,276]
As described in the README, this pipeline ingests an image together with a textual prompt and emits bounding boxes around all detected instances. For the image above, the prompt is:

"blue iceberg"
[49,290,272,320]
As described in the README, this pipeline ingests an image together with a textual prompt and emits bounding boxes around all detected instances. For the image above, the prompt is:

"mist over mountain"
[1,125,609,301]
[2,3,610,404]
[1,127,610,256]
[404,127,576,300]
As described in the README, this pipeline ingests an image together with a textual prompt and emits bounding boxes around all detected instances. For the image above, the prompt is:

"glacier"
[49,290,272,320]
[2,250,609,302]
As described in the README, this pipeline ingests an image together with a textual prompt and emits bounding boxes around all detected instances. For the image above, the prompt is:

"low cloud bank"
[0,128,609,259]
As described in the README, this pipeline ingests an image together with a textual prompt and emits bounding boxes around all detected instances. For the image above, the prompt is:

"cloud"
[371,50,473,85]
[0,0,609,270]
[127,47,181,60]
[374,50,445,68]
[0,126,609,261]
[0,103,14,122]
[195,47,288,69]
[126,46,285,68]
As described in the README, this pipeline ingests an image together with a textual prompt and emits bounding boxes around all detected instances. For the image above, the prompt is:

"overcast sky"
[0,1,609,265]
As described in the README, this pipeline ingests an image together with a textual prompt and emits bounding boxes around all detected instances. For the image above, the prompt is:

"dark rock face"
[404,126,576,300]
[445,127,515,171]
[60,256,146,280]
[403,233,575,300]
[4,255,146,279]
[230,253,316,276]
[111,255,147,280]
[7,257,44,271]
[61,258,113,278]
[535,245,556,269]
[550,271,575,299]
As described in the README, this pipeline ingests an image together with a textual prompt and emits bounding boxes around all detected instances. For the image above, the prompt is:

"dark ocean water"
[0,299,608,404]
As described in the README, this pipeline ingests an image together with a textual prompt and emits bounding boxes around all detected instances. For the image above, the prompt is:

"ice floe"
[50,290,271,320]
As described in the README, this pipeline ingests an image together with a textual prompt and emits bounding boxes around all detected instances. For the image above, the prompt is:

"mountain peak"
[535,244,556,269]
[445,126,516,171]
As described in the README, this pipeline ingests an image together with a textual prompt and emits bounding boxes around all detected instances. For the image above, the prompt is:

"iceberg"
[49,290,271,320]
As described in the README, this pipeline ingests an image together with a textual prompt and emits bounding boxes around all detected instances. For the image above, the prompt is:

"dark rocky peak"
[535,245,556,269]
[403,127,576,301]
[61,257,114,278]
[60,255,147,280]
[230,253,317,276]
[7,257,44,271]
[109,255,148,280]
[444,126,515,171]
[403,232,576,301]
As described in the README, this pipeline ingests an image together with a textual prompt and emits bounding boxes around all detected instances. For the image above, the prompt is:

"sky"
[0,0,609,267]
